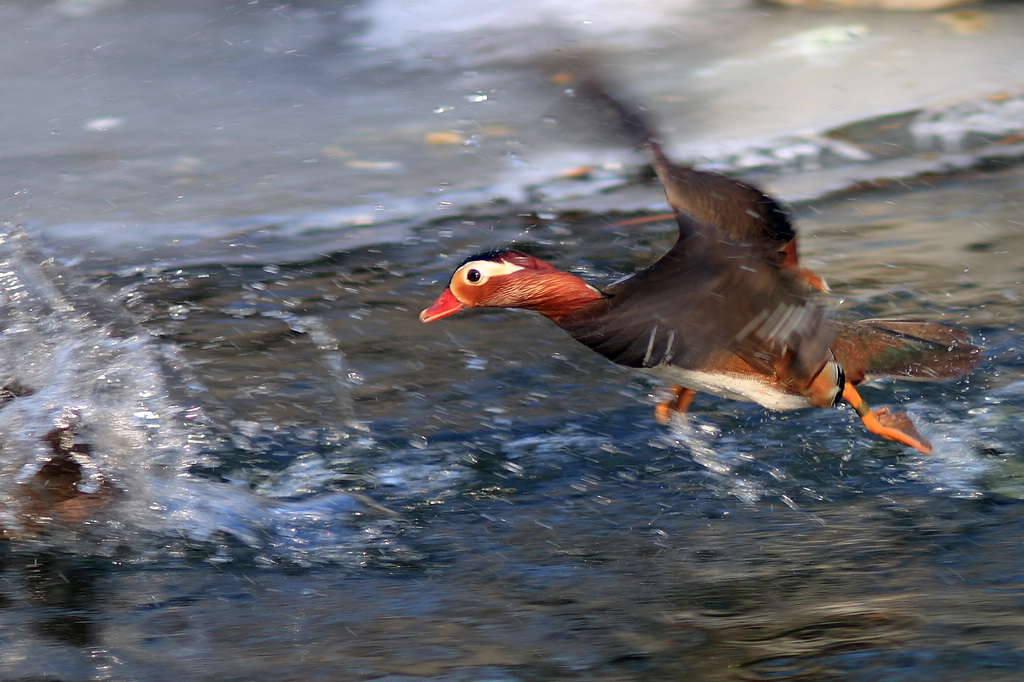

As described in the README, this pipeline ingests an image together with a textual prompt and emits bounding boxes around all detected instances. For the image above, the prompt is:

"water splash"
[0,228,384,561]
[660,415,768,505]
[260,309,365,432]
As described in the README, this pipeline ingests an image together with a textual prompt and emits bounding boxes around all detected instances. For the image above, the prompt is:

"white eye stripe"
[456,259,524,284]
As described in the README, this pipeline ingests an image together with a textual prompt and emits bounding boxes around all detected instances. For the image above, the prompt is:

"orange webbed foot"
[655,385,697,425]
[842,384,932,454]
[873,407,932,454]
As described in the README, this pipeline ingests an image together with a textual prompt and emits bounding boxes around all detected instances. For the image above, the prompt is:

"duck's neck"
[511,270,605,323]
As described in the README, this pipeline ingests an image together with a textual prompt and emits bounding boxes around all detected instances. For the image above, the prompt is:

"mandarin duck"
[421,102,977,453]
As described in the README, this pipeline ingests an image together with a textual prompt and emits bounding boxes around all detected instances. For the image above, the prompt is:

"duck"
[421,209,976,453]
[421,93,978,454]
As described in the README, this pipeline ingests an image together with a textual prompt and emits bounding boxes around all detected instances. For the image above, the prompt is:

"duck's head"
[420,249,603,323]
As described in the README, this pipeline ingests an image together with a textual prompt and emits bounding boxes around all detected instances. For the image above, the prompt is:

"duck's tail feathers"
[833,319,980,385]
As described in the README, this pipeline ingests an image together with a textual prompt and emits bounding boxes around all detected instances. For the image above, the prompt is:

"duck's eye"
[454,259,522,288]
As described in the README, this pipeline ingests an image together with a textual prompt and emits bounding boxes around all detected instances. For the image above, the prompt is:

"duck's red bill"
[420,287,464,322]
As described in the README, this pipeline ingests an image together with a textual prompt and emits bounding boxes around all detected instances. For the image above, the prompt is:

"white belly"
[646,365,812,411]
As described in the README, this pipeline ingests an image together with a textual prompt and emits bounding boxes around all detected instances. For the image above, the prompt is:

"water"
[1,1,1024,679]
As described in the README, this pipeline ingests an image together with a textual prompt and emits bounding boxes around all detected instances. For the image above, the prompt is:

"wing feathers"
[559,211,833,389]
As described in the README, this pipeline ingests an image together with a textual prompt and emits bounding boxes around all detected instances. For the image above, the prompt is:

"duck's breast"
[645,364,812,411]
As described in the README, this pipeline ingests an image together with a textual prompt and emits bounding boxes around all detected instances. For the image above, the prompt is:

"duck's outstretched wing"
[646,138,796,260]
[576,75,797,262]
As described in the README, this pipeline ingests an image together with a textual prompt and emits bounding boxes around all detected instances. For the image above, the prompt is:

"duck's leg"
[842,383,932,454]
[655,385,697,424]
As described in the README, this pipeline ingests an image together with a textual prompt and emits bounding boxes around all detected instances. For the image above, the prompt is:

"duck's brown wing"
[575,76,796,263]
[558,211,834,388]
[647,138,795,262]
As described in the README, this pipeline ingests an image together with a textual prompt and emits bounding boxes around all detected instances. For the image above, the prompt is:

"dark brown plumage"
[557,211,832,393]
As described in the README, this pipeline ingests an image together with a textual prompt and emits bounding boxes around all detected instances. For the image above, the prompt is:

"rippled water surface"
[2,1,1024,680]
